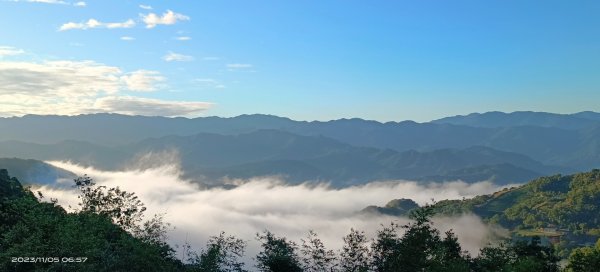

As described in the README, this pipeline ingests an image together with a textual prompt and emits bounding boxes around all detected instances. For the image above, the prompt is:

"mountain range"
[1,111,599,187]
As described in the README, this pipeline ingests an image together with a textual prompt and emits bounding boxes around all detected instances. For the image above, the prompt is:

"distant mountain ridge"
[432,111,600,130]
[0,130,567,186]
[1,111,599,187]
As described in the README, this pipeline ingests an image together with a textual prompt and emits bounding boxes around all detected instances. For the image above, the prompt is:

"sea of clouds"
[38,160,512,264]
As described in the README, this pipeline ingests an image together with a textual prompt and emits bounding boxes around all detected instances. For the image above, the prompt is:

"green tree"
[188,232,247,272]
[370,223,401,272]
[74,175,146,232]
[300,230,337,272]
[339,228,370,272]
[566,239,600,272]
[256,231,303,272]
[473,237,560,272]
[0,171,182,271]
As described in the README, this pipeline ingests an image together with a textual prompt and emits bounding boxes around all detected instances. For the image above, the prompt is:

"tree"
[510,237,560,272]
[472,243,512,272]
[429,230,470,272]
[0,169,24,199]
[300,230,337,272]
[74,175,146,233]
[370,205,469,271]
[473,237,560,272]
[566,239,600,272]
[394,205,442,271]
[188,232,247,272]
[0,170,182,272]
[256,231,303,272]
[340,228,370,272]
[370,223,401,272]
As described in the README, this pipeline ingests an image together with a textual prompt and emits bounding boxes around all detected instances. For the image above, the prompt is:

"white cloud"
[141,10,189,28]
[94,96,213,116]
[40,161,510,266]
[175,36,191,41]
[120,36,135,41]
[120,70,165,91]
[73,1,85,6]
[0,60,121,116]
[0,60,211,117]
[59,18,135,31]
[25,0,67,4]
[0,60,122,96]
[139,4,152,10]
[163,51,194,62]
[227,63,253,69]
[0,46,25,57]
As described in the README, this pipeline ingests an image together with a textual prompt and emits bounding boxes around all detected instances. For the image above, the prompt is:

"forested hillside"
[432,170,600,233]
[431,170,600,257]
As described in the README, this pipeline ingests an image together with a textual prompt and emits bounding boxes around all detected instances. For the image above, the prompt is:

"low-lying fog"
[38,160,512,264]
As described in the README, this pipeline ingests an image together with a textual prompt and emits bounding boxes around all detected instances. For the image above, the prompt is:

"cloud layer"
[94,96,212,116]
[39,161,509,266]
[0,59,212,116]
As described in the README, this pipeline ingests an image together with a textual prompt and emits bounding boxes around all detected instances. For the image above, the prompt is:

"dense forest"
[2,169,600,271]
[429,170,600,257]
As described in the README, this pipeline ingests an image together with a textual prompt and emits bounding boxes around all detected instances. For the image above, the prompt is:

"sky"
[0,0,599,122]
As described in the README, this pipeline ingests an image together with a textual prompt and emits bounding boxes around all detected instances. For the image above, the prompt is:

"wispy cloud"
[175,36,191,41]
[139,4,152,10]
[226,63,254,72]
[120,70,165,92]
[120,36,135,41]
[59,18,135,31]
[163,51,194,62]
[73,1,85,7]
[21,0,68,4]
[141,10,189,29]
[0,46,25,57]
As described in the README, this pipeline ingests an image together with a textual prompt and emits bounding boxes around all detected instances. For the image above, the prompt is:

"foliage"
[433,169,600,254]
[474,237,560,272]
[566,239,600,272]
[74,175,146,233]
[300,230,337,272]
[0,170,182,271]
[339,228,370,272]
[187,232,247,272]
[255,231,303,272]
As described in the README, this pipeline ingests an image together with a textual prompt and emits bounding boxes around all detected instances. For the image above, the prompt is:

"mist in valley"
[36,160,512,264]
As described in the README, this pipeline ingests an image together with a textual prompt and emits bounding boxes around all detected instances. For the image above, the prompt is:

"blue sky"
[0,0,598,122]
